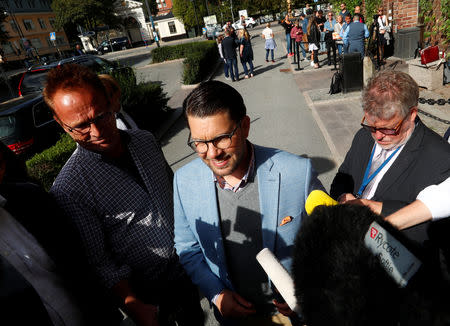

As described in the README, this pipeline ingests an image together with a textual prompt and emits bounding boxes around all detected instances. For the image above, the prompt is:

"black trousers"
[326,40,337,65]
[131,273,204,326]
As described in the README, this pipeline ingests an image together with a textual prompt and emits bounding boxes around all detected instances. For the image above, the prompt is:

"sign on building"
[203,15,217,25]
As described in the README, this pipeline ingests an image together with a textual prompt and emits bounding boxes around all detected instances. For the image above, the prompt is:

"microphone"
[305,190,338,215]
[256,248,300,313]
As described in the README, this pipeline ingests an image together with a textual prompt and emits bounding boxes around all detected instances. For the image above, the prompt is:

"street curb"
[137,58,185,69]
[303,90,343,165]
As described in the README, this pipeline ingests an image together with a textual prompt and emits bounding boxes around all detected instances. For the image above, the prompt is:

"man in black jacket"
[330,71,450,248]
[222,28,239,81]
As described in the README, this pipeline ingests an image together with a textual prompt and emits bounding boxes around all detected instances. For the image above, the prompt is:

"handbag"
[420,45,439,65]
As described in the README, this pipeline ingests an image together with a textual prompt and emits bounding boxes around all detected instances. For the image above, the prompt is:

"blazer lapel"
[256,149,279,253]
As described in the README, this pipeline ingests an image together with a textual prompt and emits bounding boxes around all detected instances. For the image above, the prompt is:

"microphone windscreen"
[256,248,299,312]
[305,190,338,215]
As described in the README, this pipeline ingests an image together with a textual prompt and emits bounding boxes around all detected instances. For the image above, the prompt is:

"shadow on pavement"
[159,112,187,147]
[300,154,336,175]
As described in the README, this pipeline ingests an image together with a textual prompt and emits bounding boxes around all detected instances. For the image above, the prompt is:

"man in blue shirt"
[343,14,369,58]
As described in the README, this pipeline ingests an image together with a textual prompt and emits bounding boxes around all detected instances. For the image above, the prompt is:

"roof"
[153,12,174,22]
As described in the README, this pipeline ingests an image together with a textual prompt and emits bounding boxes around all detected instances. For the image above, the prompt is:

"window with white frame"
[168,21,176,34]
[23,19,35,31]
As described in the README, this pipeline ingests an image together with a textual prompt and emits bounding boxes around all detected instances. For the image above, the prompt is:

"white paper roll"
[256,248,299,312]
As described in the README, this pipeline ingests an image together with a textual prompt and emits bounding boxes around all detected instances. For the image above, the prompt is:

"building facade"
[152,0,187,41]
[0,0,70,62]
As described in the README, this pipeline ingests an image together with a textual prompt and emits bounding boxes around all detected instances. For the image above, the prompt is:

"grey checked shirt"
[51,129,179,289]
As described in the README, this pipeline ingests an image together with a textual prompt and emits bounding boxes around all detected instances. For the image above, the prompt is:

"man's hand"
[338,193,356,203]
[346,198,383,215]
[216,289,256,318]
[125,299,160,326]
[273,299,295,317]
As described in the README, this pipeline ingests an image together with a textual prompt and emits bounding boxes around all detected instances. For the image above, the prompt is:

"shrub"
[122,82,171,132]
[182,43,218,84]
[26,133,76,191]
[152,41,217,63]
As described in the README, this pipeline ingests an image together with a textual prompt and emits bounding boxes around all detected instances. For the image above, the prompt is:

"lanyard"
[356,145,402,198]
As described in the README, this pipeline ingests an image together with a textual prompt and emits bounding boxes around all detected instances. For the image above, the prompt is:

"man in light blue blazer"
[174,81,324,325]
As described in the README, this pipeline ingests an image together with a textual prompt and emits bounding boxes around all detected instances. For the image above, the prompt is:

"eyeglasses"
[187,121,241,154]
[360,115,408,135]
[62,111,114,135]
[328,14,333,16]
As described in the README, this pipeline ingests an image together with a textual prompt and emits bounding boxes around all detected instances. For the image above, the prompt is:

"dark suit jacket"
[330,118,450,246]
[222,36,237,59]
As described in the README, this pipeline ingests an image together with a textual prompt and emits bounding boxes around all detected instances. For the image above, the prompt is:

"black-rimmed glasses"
[62,111,114,136]
[187,121,241,154]
[360,114,408,135]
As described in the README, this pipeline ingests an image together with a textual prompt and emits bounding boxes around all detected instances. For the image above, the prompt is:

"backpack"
[329,71,343,94]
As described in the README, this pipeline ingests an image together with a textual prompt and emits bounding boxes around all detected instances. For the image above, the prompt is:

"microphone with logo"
[292,192,450,326]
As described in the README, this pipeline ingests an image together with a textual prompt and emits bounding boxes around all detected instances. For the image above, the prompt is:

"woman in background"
[261,23,276,63]
[307,16,321,69]
[238,29,254,78]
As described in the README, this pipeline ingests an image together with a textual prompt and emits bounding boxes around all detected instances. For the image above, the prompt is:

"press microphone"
[256,248,300,313]
[305,190,338,215]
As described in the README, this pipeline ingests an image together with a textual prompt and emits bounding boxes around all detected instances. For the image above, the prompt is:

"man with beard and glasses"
[44,64,203,326]
[330,70,450,250]
[173,80,324,325]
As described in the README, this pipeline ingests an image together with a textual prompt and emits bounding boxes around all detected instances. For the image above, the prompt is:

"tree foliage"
[51,0,122,32]
[419,0,449,50]
[327,0,381,26]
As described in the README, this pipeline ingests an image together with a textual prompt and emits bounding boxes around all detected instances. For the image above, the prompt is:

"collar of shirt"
[214,142,255,193]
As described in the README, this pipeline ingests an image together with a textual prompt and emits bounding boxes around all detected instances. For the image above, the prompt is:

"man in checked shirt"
[44,64,203,326]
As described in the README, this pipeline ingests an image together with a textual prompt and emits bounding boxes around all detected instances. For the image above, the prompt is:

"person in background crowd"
[290,20,305,61]
[299,13,309,60]
[377,7,388,63]
[74,44,85,56]
[174,80,324,326]
[222,28,240,82]
[340,14,352,53]
[339,2,350,18]
[217,34,230,80]
[262,23,276,63]
[307,15,321,69]
[238,29,254,79]
[324,11,337,67]
[281,14,294,57]
[343,14,369,58]
[334,14,344,56]
[354,5,365,23]
[316,10,326,52]
[45,64,204,326]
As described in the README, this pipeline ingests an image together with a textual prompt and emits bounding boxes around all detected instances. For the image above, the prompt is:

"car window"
[93,57,113,70]
[21,69,48,93]
[0,115,16,139]
[32,100,54,127]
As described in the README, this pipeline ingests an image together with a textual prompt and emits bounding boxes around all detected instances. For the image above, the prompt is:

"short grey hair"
[362,71,419,120]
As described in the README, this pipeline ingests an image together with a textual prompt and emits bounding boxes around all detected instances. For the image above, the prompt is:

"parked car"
[17,55,135,97]
[223,17,257,30]
[0,94,61,156]
[96,36,131,55]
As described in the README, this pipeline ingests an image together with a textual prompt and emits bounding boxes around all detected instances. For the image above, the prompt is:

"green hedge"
[182,42,218,84]
[152,40,217,63]
[26,133,76,191]
[151,40,219,85]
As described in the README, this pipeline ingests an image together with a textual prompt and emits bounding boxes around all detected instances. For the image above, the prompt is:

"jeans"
[222,59,229,77]
[226,57,239,80]
[265,49,274,61]
[320,31,326,51]
[286,33,291,54]
[299,42,306,58]
[337,43,343,55]
[241,60,254,76]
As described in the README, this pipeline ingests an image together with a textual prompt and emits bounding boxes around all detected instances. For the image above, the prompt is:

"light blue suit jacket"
[174,145,323,302]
